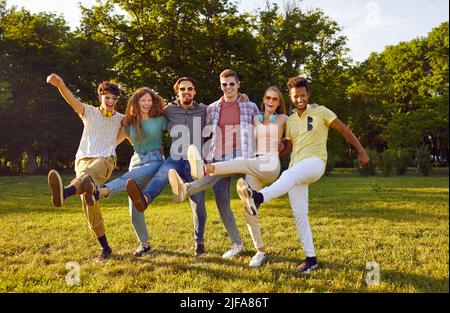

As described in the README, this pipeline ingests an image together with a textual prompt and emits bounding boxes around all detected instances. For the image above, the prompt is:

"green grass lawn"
[0,168,448,293]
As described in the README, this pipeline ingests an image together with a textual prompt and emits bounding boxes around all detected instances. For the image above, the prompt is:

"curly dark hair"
[287,77,310,94]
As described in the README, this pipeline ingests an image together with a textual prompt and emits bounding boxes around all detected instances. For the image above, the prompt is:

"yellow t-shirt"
[285,103,337,167]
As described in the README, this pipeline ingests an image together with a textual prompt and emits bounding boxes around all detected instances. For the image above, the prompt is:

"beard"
[181,97,193,106]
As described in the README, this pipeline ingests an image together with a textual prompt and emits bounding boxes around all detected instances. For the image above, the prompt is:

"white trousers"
[259,157,325,257]
[212,155,281,250]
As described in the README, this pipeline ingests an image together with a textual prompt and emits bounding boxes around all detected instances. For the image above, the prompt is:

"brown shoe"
[81,175,96,206]
[48,170,64,207]
[126,179,148,212]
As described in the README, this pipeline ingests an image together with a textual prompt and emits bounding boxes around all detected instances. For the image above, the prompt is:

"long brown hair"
[123,87,165,143]
[260,86,286,115]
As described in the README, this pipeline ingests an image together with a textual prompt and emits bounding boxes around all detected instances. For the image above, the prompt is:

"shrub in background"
[355,148,377,176]
[394,148,413,175]
[379,149,396,176]
[417,145,432,176]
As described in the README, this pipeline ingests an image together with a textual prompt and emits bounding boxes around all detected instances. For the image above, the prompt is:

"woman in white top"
[168,86,288,267]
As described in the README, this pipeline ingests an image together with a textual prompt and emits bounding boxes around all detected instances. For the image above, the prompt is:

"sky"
[5,0,449,63]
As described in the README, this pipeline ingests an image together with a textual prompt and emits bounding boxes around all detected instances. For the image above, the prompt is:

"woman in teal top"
[99,87,167,256]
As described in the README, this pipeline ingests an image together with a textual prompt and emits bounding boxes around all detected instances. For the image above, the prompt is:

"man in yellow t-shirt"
[237,76,369,274]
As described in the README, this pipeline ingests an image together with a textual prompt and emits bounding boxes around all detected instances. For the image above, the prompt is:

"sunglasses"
[221,82,238,88]
[179,87,194,92]
[307,116,313,131]
[264,95,279,102]
[104,95,119,101]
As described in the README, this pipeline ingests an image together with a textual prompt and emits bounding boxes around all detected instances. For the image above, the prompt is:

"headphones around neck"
[99,107,113,118]
[259,113,277,123]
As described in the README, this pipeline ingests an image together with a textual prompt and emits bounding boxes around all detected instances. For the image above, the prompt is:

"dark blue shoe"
[195,242,205,256]
[296,257,319,274]
[95,247,112,263]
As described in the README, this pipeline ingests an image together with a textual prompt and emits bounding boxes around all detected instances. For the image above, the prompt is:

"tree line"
[0,0,448,175]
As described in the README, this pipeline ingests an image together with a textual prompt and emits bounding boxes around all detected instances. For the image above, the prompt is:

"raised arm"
[329,118,369,167]
[46,74,85,116]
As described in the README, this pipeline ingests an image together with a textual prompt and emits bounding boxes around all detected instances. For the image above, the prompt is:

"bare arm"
[279,139,293,157]
[46,74,85,116]
[276,115,288,153]
[329,118,369,167]
[116,126,131,146]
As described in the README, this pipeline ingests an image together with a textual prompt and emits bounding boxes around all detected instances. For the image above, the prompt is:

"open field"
[0,168,448,292]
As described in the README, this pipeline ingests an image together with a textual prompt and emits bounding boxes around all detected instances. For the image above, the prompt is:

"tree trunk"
[23,147,37,174]
[40,147,49,174]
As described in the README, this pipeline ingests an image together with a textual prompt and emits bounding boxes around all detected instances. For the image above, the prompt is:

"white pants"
[212,155,281,250]
[259,157,325,257]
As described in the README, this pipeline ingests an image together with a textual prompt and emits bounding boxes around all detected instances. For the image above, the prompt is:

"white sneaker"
[249,252,266,267]
[187,145,204,180]
[222,243,245,259]
[168,169,188,202]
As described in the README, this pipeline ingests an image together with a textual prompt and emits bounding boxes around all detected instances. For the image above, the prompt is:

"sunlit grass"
[0,168,448,292]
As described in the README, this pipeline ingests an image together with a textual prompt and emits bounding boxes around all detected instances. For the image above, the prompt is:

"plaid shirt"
[205,96,260,161]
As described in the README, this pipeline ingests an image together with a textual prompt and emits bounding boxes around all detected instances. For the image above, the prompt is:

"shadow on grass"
[312,205,448,223]
[339,263,450,293]
[267,259,450,292]
[258,205,447,224]
[378,268,449,293]
[0,205,80,215]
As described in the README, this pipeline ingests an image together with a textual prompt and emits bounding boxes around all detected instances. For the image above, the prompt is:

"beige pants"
[74,156,116,237]
[212,155,280,249]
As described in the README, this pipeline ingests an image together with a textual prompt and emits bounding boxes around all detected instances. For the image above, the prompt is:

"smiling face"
[138,92,153,117]
[99,92,119,113]
[177,80,196,106]
[263,90,281,115]
[290,86,309,114]
[220,76,240,101]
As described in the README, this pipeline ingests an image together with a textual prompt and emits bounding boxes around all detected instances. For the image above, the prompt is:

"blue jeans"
[187,150,243,245]
[143,156,207,244]
[105,151,164,195]
[104,150,164,245]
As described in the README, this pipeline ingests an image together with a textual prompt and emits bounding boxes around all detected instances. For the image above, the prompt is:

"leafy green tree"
[347,22,448,166]
[0,5,116,173]
[423,22,449,97]
[80,0,257,104]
